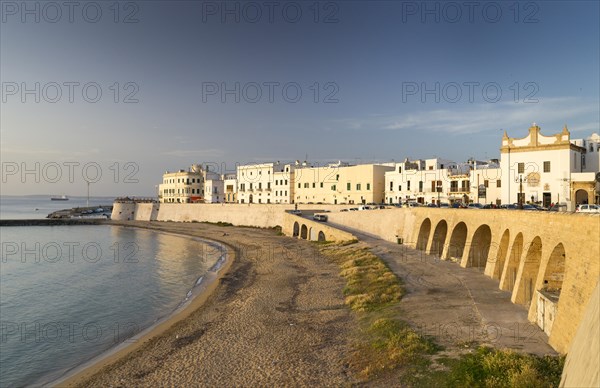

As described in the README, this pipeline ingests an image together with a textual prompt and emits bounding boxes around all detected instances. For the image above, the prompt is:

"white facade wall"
[385,158,457,204]
[273,164,294,204]
[237,162,291,204]
[204,179,225,203]
[500,125,588,208]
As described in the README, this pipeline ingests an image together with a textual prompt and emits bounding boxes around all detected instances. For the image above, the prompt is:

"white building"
[384,157,501,206]
[204,173,225,203]
[273,164,295,204]
[500,124,598,209]
[236,162,294,204]
[385,158,457,205]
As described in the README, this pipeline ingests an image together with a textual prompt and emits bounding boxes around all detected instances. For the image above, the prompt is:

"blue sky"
[1,0,598,196]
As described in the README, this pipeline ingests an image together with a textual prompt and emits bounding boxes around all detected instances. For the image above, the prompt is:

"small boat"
[51,195,69,201]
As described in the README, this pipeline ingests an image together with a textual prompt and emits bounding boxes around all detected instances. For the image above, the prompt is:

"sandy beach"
[62,221,357,386]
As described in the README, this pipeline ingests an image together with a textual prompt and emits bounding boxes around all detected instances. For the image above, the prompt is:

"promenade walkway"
[330,222,556,356]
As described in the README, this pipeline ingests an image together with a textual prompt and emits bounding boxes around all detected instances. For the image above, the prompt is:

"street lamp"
[515,174,528,209]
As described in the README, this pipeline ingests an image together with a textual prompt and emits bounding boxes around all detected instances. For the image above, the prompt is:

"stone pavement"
[331,223,557,356]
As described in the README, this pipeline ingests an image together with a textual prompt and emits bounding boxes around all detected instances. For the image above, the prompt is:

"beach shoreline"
[51,221,356,387]
[49,223,235,387]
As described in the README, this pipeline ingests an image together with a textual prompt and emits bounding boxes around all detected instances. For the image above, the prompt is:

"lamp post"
[515,174,528,209]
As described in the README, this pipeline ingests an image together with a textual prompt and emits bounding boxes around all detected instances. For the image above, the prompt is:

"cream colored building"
[500,124,598,209]
[158,164,205,203]
[236,162,294,204]
[223,174,238,203]
[294,163,393,205]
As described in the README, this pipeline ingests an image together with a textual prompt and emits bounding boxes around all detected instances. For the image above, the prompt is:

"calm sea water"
[0,195,117,220]
[0,199,223,387]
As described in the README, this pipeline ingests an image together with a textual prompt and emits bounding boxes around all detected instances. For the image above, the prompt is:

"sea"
[0,196,223,386]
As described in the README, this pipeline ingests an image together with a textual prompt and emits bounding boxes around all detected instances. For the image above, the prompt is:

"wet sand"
[62,221,356,386]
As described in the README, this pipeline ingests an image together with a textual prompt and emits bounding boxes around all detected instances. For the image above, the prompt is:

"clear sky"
[1,0,599,196]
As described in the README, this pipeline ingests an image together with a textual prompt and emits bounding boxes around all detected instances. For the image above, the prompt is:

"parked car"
[499,204,517,210]
[468,203,484,209]
[482,204,498,209]
[313,214,328,222]
[349,208,359,211]
[426,203,438,208]
[340,209,349,212]
[548,203,568,212]
[439,203,450,208]
[521,204,537,210]
[405,202,421,208]
[290,210,302,215]
[576,204,600,213]
[451,202,467,209]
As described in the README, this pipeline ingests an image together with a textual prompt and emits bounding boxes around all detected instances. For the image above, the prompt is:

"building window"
[407,181,411,191]
[543,161,551,173]
[582,155,586,169]
[367,183,370,190]
[398,166,402,173]
[347,182,351,191]
[336,175,339,181]
[590,144,594,152]
[496,180,501,188]
[484,180,489,188]
[429,166,433,170]
[285,180,288,185]
[304,183,309,188]
[298,183,301,188]
[320,182,323,188]
[390,182,393,190]
[331,185,336,191]
[356,184,361,190]
[518,163,524,174]
[418,181,423,192]
[312,182,316,188]
[398,185,401,191]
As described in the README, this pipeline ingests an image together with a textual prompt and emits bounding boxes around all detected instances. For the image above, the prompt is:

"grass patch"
[318,243,438,382]
[201,221,234,227]
[439,346,565,388]
[317,243,565,387]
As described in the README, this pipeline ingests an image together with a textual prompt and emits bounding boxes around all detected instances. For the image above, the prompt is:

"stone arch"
[293,222,300,237]
[533,243,566,335]
[492,229,510,280]
[318,231,326,242]
[429,220,447,257]
[541,243,566,293]
[514,237,542,306]
[446,222,467,262]
[416,218,431,250]
[575,189,588,204]
[467,224,492,269]
[300,224,308,240]
[500,232,523,292]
